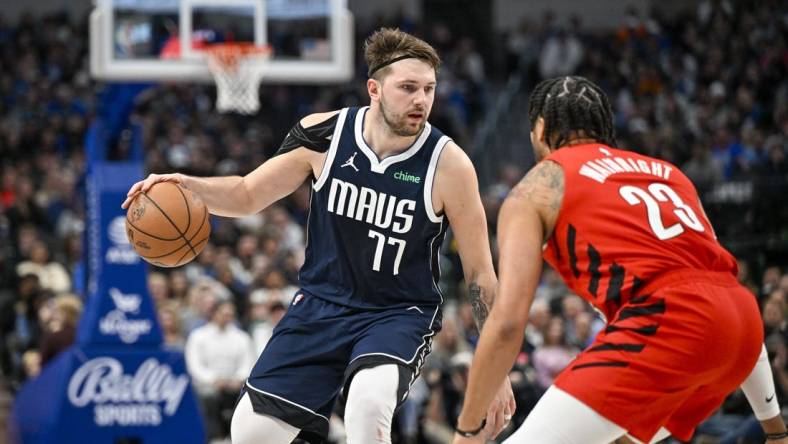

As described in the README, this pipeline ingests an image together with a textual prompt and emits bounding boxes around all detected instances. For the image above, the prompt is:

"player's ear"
[367,78,381,102]
[534,116,547,143]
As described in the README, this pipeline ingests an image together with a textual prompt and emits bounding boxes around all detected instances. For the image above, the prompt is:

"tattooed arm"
[468,283,490,331]
[433,142,497,327]
[455,160,565,438]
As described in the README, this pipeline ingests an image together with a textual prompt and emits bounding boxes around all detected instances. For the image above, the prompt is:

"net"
[205,43,272,115]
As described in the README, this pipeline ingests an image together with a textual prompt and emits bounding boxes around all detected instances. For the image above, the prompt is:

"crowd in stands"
[503,0,787,247]
[0,1,786,443]
[0,10,91,386]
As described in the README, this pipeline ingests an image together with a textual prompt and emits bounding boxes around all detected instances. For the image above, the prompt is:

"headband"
[368,55,415,77]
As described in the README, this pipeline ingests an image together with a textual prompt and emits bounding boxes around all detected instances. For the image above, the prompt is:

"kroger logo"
[106,216,140,265]
[109,287,141,313]
[67,357,189,426]
[99,288,152,344]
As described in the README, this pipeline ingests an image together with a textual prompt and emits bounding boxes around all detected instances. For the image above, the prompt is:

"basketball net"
[206,43,272,115]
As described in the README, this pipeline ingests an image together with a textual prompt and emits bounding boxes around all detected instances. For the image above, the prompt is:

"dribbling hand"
[121,173,184,209]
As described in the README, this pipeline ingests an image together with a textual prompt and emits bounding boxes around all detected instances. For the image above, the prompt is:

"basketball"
[124,181,211,268]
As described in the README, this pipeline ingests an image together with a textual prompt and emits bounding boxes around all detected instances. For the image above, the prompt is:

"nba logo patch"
[293,294,304,306]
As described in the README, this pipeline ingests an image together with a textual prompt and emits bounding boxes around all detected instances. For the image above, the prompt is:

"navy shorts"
[244,291,442,437]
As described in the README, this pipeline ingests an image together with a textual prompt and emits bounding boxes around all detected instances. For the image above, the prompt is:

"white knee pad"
[344,364,400,444]
[231,392,300,444]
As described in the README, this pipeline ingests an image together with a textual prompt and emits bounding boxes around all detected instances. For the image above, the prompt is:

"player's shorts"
[243,290,441,438]
[554,269,763,443]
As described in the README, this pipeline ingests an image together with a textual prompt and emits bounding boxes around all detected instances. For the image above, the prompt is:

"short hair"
[209,299,235,319]
[364,28,441,80]
[528,76,617,149]
[53,294,83,328]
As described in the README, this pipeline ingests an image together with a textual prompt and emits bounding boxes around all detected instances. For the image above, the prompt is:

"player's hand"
[121,173,185,209]
[483,377,516,439]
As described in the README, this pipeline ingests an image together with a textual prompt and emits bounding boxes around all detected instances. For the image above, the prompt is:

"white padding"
[741,344,782,421]
[345,364,400,443]
[230,392,300,444]
[505,386,670,443]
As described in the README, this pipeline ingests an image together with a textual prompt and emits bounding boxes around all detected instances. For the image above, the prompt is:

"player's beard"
[380,95,426,137]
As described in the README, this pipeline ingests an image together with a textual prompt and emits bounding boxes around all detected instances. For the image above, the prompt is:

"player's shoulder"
[435,140,475,176]
[431,141,481,214]
[299,110,342,128]
[522,158,564,189]
[277,110,342,156]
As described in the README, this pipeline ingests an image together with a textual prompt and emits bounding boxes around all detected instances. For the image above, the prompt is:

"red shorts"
[554,270,763,442]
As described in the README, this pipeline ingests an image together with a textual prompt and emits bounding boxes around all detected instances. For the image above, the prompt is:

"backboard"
[90,0,354,83]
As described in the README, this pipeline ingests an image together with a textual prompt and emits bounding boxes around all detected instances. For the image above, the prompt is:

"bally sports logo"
[106,216,140,265]
[99,288,152,344]
[67,357,189,427]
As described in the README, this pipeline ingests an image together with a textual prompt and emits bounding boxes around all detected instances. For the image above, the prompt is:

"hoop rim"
[204,42,273,69]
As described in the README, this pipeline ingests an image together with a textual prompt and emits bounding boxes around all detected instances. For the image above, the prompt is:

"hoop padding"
[206,43,271,115]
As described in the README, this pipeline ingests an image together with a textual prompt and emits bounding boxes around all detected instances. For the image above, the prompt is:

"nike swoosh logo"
[766,394,775,403]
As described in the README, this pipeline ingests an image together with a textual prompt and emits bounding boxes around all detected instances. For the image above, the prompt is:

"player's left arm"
[739,344,788,442]
[434,142,496,329]
[434,142,515,437]
[453,159,564,443]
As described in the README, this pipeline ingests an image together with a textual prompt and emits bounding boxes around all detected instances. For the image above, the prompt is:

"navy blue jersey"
[299,106,450,309]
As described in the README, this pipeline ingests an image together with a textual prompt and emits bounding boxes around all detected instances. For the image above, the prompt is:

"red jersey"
[542,144,737,320]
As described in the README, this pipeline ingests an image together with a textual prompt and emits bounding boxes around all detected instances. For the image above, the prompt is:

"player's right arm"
[121,111,339,217]
[454,160,564,443]
[434,141,515,438]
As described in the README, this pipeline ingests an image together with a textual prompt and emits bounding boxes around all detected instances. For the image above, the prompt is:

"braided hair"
[527,76,617,149]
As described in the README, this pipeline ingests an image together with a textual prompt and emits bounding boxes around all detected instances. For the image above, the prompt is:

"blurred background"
[0,0,786,443]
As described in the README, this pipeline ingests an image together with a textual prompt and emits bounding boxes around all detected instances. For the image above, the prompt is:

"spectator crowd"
[0,1,786,443]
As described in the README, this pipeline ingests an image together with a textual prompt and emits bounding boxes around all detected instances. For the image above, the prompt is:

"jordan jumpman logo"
[341,152,359,172]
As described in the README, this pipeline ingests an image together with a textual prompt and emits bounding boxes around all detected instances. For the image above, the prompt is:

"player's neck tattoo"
[469,282,490,331]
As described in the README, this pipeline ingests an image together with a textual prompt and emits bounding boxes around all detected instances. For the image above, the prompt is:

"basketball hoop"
[205,43,272,115]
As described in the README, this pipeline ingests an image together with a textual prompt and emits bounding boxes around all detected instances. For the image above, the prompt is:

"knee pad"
[230,392,300,444]
[345,364,400,444]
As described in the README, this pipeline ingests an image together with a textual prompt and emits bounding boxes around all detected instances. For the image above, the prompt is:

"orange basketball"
[124,182,211,268]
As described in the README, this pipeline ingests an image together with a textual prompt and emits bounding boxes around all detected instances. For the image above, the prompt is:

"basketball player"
[451,76,788,444]
[122,28,515,443]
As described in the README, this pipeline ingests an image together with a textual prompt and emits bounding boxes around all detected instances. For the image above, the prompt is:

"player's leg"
[241,293,355,441]
[231,392,300,444]
[503,386,671,443]
[344,364,400,443]
[617,429,672,444]
[343,303,441,443]
[504,386,627,443]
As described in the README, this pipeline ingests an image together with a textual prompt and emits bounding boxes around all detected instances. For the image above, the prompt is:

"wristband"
[456,419,486,437]
[766,431,788,440]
